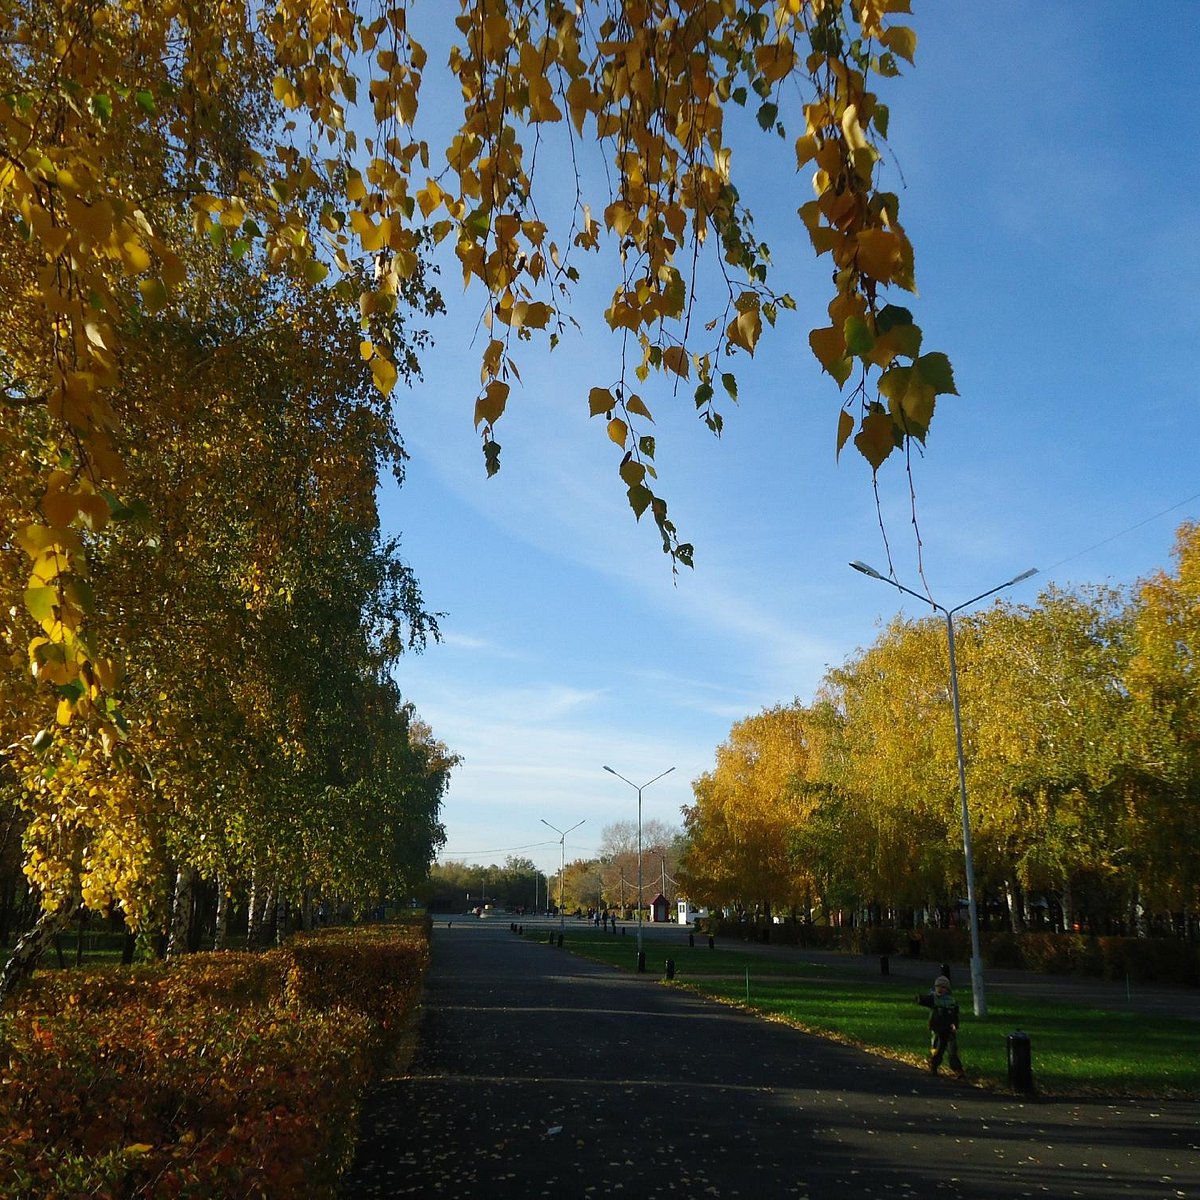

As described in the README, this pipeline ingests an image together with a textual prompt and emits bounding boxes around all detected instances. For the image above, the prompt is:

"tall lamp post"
[541,818,584,933]
[603,765,675,960]
[849,560,1037,1018]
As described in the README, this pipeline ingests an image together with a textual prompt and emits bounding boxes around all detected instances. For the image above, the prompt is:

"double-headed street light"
[541,817,585,932]
[603,765,675,961]
[849,560,1037,1017]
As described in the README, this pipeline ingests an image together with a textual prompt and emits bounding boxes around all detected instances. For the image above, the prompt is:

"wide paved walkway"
[341,922,1199,1199]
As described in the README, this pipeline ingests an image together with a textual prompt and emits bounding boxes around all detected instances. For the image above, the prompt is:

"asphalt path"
[341,920,1200,1200]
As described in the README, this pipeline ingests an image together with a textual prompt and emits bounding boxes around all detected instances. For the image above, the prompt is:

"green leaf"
[876,304,913,333]
[56,679,85,704]
[627,483,653,519]
[638,435,656,459]
[134,89,156,115]
[64,577,94,616]
[303,258,330,285]
[694,383,714,409]
[916,352,958,395]
[756,102,779,131]
[731,87,747,107]
[873,102,890,139]
[721,372,738,401]
[877,365,911,405]
[844,316,874,356]
[483,438,501,478]
[465,207,491,238]
[24,587,56,624]
[89,93,112,122]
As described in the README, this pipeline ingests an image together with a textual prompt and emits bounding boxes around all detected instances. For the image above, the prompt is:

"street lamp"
[603,765,675,961]
[541,817,584,933]
[849,560,1037,1017]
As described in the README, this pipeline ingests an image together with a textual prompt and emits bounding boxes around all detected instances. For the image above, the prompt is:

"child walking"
[916,974,965,1079]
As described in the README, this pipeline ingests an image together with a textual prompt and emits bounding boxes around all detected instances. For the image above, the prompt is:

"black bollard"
[708,934,715,950]
[1006,1030,1034,1093]
[518,924,523,935]
[688,932,695,948]
[557,932,564,947]
[880,954,890,976]
[665,958,675,980]
[548,932,554,945]
[637,950,646,973]
[621,926,626,936]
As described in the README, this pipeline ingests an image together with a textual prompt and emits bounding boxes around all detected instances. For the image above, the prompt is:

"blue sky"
[379,3,1200,880]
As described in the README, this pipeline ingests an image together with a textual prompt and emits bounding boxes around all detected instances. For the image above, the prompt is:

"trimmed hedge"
[987,931,1199,985]
[0,921,429,1199]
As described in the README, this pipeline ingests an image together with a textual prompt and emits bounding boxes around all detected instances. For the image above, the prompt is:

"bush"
[984,932,1026,969]
[0,921,428,1199]
[1096,936,1200,986]
[919,926,970,967]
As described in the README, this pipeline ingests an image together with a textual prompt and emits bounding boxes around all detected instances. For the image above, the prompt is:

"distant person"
[915,974,965,1079]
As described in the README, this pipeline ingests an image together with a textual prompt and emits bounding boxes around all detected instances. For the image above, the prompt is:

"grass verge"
[543,928,1200,1100]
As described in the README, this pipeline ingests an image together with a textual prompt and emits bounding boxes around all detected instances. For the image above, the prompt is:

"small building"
[649,893,670,923]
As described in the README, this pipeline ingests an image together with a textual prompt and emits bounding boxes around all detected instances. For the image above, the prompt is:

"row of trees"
[547,820,685,916]
[427,822,686,918]
[681,524,1200,937]
[1,2,457,996]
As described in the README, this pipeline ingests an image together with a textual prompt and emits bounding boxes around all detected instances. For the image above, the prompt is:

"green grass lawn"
[542,928,1200,1100]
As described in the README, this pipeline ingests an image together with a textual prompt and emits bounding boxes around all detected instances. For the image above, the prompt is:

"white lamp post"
[603,765,675,963]
[541,817,584,933]
[849,560,1037,1017]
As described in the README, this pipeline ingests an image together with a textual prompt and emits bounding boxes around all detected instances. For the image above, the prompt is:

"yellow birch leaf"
[521,302,551,329]
[619,457,646,487]
[607,417,628,447]
[589,387,614,416]
[359,339,374,360]
[566,77,592,135]
[854,408,896,470]
[727,307,762,355]
[625,395,653,420]
[56,697,74,726]
[855,228,903,284]
[370,355,398,395]
[139,278,168,311]
[836,409,854,459]
[662,346,690,379]
[881,26,917,63]
[78,493,110,531]
[43,489,78,528]
[418,179,443,217]
[474,380,509,428]
[160,252,185,288]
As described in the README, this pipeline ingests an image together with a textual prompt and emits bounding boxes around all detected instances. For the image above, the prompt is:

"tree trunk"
[1004,879,1026,935]
[247,877,267,950]
[1,900,80,1003]
[274,892,288,946]
[1060,878,1074,933]
[1132,885,1150,939]
[214,878,230,951]
[167,865,195,958]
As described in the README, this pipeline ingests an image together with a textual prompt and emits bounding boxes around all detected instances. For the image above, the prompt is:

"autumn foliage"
[682,524,1200,936]
[4,0,942,971]
[0,923,428,1200]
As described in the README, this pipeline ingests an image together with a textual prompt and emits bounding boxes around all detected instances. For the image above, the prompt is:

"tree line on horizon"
[678,523,1200,939]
